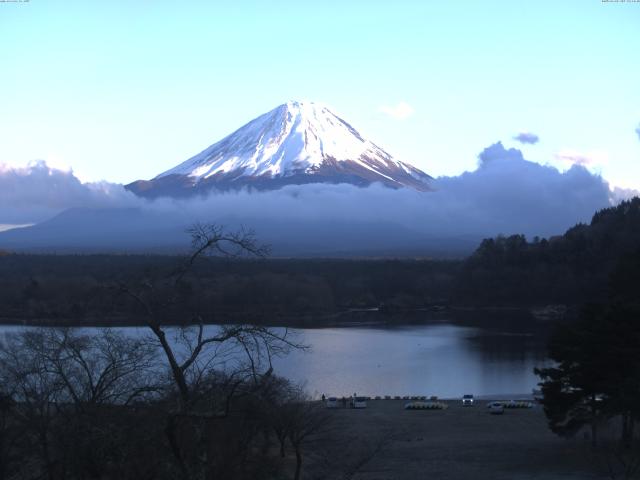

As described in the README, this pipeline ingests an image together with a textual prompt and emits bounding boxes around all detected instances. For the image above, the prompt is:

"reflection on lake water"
[0,319,549,399]
[272,324,548,399]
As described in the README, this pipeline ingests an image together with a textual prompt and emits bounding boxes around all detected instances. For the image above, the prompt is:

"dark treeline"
[1,197,640,326]
[0,255,459,326]
[456,197,640,306]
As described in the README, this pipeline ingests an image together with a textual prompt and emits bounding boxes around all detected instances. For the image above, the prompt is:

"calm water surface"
[272,324,548,398]
[0,321,548,399]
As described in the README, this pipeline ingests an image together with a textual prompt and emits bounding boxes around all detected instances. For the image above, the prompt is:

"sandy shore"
[308,399,606,480]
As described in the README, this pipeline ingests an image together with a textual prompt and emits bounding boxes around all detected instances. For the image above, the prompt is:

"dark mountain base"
[0,207,478,258]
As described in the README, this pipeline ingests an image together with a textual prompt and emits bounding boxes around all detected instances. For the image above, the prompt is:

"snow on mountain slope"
[128,101,432,197]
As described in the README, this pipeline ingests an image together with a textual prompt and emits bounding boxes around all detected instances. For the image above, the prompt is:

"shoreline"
[0,303,572,329]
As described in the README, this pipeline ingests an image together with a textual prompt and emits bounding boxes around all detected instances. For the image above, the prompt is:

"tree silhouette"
[536,250,640,449]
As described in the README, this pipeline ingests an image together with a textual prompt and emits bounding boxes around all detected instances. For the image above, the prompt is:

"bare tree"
[282,394,331,480]
[0,393,18,480]
[118,224,303,411]
[0,328,161,480]
[0,226,311,480]
[16,328,159,408]
[260,376,302,459]
[0,329,68,480]
[116,224,306,479]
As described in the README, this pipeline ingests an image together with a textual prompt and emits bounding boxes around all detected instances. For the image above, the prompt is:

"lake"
[272,323,548,399]
[0,317,549,399]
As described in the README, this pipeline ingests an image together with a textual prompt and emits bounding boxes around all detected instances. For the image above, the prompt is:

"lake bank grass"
[308,398,603,479]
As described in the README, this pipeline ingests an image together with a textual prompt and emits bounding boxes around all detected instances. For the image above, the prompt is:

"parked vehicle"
[351,396,367,409]
[326,397,339,408]
[487,402,505,414]
[462,394,474,406]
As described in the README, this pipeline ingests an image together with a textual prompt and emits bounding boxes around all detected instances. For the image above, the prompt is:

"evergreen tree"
[536,251,640,447]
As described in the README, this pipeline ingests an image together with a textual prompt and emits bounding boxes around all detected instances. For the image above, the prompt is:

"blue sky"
[1,0,639,188]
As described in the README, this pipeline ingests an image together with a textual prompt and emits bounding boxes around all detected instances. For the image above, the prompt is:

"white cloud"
[0,143,624,253]
[610,185,640,204]
[554,149,609,167]
[378,101,414,120]
[0,160,136,224]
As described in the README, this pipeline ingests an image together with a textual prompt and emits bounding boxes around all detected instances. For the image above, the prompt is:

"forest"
[0,197,639,327]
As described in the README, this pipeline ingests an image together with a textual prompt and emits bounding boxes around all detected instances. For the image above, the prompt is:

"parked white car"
[326,397,339,408]
[462,394,474,406]
[487,402,505,414]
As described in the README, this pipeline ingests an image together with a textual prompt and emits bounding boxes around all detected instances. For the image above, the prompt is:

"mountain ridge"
[127,101,432,197]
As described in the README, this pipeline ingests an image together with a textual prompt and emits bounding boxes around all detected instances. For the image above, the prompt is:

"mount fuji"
[127,101,432,197]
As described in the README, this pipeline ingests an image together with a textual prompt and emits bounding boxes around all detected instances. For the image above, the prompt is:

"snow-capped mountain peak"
[128,101,432,197]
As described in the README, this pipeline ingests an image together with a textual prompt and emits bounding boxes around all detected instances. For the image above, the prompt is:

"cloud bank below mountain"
[0,161,136,224]
[0,143,636,254]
